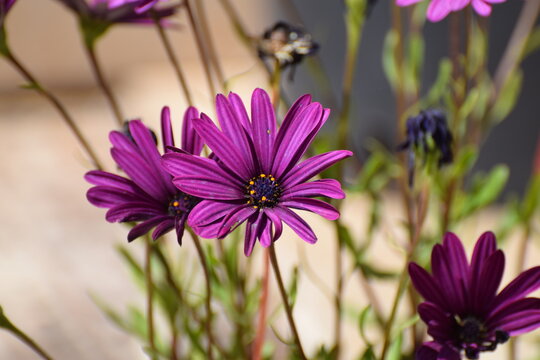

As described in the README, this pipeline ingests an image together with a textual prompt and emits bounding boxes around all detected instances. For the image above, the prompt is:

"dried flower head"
[410,232,540,359]
[162,89,351,256]
[398,109,453,185]
[258,21,318,69]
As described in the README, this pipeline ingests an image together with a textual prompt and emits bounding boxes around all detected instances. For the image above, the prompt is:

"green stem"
[0,316,55,360]
[184,0,216,97]
[187,227,215,360]
[3,50,103,170]
[84,42,124,126]
[268,244,307,360]
[144,235,158,360]
[154,17,194,107]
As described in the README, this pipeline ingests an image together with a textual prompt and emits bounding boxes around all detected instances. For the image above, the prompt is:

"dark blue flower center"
[168,192,199,216]
[245,174,282,209]
[456,317,509,359]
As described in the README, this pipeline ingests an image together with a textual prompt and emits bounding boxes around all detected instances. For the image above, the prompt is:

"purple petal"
[152,217,176,240]
[172,176,244,200]
[106,202,165,222]
[408,263,450,309]
[271,102,323,178]
[244,213,261,256]
[251,88,276,173]
[282,179,345,200]
[193,115,252,180]
[128,120,176,194]
[431,244,467,314]
[469,231,497,293]
[128,216,170,242]
[109,130,139,153]
[281,198,340,220]
[491,310,540,336]
[162,152,242,187]
[86,186,150,208]
[175,215,187,244]
[472,250,505,316]
[216,94,256,173]
[227,92,251,132]
[85,170,141,193]
[217,205,257,238]
[258,215,272,248]
[182,106,203,155]
[111,148,169,202]
[487,298,540,332]
[161,106,175,151]
[188,200,240,227]
[472,0,492,16]
[490,266,540,313]
[427,0,452,22]
[272,206,317,244]
[281,150,353,188]
[264,208,283,242]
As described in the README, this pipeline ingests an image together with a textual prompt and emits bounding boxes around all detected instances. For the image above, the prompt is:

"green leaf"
[423,59,452,106]
[357,305,372,346]
[383,29,400,90]
[522,26,540,59]
[466,20,487,77]
[521,174,540,222]
[287,266,299,309]
[385,332,403,360]
[490,69,523,124]
[359,262,397,280]
[360,346,376,360]
[404,33,424,95]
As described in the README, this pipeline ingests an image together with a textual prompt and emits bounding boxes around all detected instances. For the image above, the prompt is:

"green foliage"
[522,26,540,59]
[490,69,523,124]
[383,29,400,91]
[385,332,403,360]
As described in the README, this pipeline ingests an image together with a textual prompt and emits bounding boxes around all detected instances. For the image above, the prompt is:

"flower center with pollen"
[245,174,282,209]
[456,316,509,359]
[168,192,199,216]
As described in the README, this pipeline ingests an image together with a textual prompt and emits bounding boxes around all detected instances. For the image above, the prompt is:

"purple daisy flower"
[162,88,352,256]
[85,106,203,243]
[409,232,540,359]
[55,0,177,25]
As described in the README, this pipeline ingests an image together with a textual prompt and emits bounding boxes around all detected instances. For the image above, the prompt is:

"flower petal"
[472,250,505,316]
[264,208,283,242]
[87,186,150,208]
[282,179,345,199]
[427,0,452,22]
[487,298,540,331]
[469,231,497,292]
[281,150,353,188]
[188,200,241,226]
[85,170,141,192]
[251,88,276,173]
[281,198,340,220]
[490,266,540,312]
[182,106,204,155]
[244,212,261,256]
[431,244,467,313]
[271,102,323,178]
[272,206,317,244]
[128,216,170,242]
[490,310,540,336]
[152,217,176,240]
[161,106,175,151]
[106,202,164,222]
[408,263,450,309]
[175,215,187,244]
[172,176,244,200]
[258,214,272,248]
[217,205,257,238]
[472,0,492,16]
[228,92,251,132]
[193,114,253,180]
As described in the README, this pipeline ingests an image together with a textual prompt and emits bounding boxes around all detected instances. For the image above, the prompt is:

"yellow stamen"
[172,201,179,207]
[249,180,254,185]
[261,196,267,201]
[250,190,256,195]
[260,174,266,177]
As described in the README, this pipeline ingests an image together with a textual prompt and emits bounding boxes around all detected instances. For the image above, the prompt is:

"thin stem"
[4,51,103,170]
[252,250,270,360]
[268,244,307,360]
[84,42,124,126]
[357,266,385,328]
[217,0,252,47]
[493,0,540,95]
[2,322,55,360]
[187,227,215,360]
[192,0,226,88]
[184,0,216,97]
[380,187,429,360]
[333,219,344,358]
[154,17,194,106]
[144,235,158,360]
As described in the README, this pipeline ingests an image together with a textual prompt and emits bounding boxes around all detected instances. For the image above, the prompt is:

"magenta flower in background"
[409,232,540,359]
[396,0,506,22]
[162,89,352,256]
[55,0,177,25]
[0,0,16,27]
[85,107,203,244]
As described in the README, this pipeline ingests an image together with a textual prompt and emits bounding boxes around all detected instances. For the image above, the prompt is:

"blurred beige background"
[0,1,539,360]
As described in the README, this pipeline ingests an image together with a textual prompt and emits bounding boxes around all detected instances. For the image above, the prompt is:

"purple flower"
[56,0,177,26]
[85,106,203,244]
[162,88,352,256]
[409,232,540,359]
[396,0,506,22]
[398,109,453,186]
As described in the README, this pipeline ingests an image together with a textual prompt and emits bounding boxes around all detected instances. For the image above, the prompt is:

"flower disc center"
[456,317,509,359]
[245,174,282,209]
[168,192,199,216]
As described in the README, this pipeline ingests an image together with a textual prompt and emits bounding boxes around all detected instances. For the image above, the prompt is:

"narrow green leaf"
[491,69,523,124]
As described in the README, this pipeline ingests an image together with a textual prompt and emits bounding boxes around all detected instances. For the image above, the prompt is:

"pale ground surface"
[1,1,540,360]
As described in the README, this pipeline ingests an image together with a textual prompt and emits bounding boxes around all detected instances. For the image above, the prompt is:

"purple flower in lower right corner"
[409,231,540,359]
